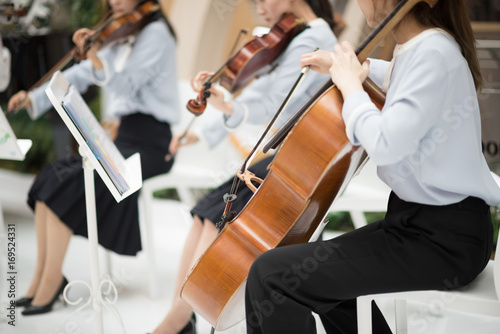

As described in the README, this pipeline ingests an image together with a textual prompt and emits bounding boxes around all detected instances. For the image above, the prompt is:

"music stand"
[0,107,32,161]
[45,71,142,333]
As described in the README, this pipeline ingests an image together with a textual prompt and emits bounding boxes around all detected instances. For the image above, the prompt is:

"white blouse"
[343,29,500,206]
[199,18,337,148]
[29,19,180,125]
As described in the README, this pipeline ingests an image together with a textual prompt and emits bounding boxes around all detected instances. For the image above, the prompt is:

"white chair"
[103,80,245,298]
[137,163,224,298]
[328,159,390,229]
[356,172,500,334]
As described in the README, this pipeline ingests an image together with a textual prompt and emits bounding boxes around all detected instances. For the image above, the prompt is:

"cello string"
[239,65,310,174]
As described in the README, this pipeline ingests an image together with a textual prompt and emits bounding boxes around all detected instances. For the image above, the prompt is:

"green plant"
[69,0,108,30]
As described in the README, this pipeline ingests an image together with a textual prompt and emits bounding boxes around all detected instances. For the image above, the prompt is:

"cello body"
[181,82,385,330]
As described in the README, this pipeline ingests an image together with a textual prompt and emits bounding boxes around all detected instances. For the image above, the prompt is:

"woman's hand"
[168,130,200,157]
[101,119,120,141]
[7,90,31,113]
[329,41,370,99]
[72,28,103,70]
[190,71,214,93]
[189,71,234,116]
[300,49,333,74]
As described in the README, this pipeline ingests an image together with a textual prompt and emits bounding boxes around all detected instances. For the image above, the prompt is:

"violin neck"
[28,50,76,92]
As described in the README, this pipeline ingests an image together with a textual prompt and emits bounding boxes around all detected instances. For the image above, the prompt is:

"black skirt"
[191,155,274,226]
[27,113,173,255]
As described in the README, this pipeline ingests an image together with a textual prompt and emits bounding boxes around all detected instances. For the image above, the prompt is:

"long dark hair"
[408,0,482,90]
[143,0,177,41]
[306,0,336,32]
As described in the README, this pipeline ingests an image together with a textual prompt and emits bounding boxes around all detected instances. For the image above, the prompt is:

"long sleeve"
[343,48,447,166]
[28,59,96,120]
[95,21,180,124]
[342,29,500,205]
[198,19,337,148]
[226,32,331,130]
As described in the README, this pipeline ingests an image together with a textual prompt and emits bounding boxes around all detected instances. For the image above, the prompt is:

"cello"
[180,0,439,331]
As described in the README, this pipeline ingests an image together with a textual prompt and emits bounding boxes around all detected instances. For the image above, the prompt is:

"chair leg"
[350,211,368,229]
[394,299,408,334]
[357,296,373,334]
[138,191,159,299]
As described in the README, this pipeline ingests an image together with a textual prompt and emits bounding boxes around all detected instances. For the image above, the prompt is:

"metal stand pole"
[81,148,104,334]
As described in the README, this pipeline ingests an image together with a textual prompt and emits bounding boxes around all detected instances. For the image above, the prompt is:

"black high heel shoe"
[15,297,33,307]
[145,313,196,334]
[179,313,196,334]
[21,277,68,316]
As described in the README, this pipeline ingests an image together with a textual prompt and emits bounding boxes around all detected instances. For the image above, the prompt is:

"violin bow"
[165,29,251,161]
[217,63,312,231]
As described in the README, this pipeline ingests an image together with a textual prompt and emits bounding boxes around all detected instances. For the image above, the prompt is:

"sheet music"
[61,86,130,194]
[0,107,28,160]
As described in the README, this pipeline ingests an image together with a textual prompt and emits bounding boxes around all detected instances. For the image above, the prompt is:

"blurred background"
[0,0,499,251]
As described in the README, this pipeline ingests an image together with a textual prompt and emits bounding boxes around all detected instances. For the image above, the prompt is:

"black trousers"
[245,192,493,333]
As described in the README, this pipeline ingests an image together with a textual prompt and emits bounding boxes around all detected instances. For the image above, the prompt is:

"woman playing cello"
[150,1,338,333]
[7,0,179,315]
[245,0,500,332]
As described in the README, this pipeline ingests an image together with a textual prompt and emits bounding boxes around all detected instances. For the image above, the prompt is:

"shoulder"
[137,19,174,43]
[401,30,466,72]
[289,18,337,51]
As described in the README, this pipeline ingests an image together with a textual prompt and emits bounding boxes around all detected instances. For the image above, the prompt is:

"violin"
[180,0,439,331]
[186,12,308,116]
[163,12,307,161]
[29,1,160,92]
[74,0,160,60]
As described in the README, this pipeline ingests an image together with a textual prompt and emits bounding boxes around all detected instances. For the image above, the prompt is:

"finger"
[300,54,313,69]
[329,52,339,65]
[341,40,354,53]
[199,72,213,82]
[361,60,371,80]
[8,92,27,113]
[189,77,199,92]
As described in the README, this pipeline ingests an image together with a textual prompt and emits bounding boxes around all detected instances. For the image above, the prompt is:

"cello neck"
[263,0,438,152]
[356,0,438,62]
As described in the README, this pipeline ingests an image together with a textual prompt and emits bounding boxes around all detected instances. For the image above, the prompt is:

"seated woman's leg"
[153,216,218,334]
[31,202,72,306]
[23,201,50,300]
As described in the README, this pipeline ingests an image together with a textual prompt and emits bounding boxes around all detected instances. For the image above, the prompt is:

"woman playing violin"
[245,0,500,332]
[7,0,179,316]
[150,1,338,333]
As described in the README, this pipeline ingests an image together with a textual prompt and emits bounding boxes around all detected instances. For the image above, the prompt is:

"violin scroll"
[186,83,212,116]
